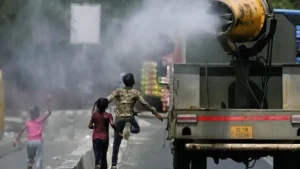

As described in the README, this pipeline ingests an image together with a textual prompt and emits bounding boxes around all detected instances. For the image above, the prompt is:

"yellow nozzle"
[211,0,270,42]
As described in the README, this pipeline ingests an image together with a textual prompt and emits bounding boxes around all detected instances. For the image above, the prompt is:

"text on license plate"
[230,126,253,139]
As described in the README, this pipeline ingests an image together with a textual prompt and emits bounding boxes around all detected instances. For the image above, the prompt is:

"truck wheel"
[173,140,190,169]
[191,153,207,169]
[273,156,285,169]
[273,154,300,169]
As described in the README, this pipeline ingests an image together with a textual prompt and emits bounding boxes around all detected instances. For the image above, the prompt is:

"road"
[117,116,273,169]
[0,115,274,169]
[0,131,86,169]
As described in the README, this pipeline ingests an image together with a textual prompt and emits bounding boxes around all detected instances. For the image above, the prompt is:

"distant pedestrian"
[13,95,52,169]
[89,97,123,169]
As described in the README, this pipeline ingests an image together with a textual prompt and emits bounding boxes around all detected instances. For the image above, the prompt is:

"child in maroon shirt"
[89,98,122,169]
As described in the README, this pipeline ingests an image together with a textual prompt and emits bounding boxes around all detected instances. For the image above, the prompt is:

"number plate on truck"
[230,126,253,139]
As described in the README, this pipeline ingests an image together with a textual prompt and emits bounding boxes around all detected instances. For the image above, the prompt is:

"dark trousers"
[93,139,109,168]
[111,116,140,165]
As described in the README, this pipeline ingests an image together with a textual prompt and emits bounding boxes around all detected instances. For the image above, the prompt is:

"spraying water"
[1,0,219,112]
[95,0,220,97]
[101,0,219,66]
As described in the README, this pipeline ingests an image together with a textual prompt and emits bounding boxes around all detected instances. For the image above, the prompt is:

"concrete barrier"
[52,110,95,169]
[55,141,95,169]
[54,108,167,169]
[56,130,120,169]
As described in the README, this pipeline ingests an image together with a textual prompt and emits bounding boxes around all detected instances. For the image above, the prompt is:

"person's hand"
[118,133,123,138]
[45,94,52,103]
[155,113,163,121]
[133,111,138,116]
[13,141,17,147]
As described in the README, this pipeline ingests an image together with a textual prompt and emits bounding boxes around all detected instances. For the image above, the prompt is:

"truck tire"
[191,153,207,169]
[273,156,285,169]
[173,140,207,169]
[273,153,300,169]
[173,140,190,169]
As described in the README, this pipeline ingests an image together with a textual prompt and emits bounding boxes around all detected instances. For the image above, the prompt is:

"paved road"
[0,115,274,169]
[0,131,87,169]
[116,116,273,169]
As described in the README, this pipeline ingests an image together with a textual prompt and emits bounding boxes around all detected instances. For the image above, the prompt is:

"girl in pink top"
[13,95,52,169]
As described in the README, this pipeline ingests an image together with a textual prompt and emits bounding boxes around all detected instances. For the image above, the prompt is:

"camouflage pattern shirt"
[107,87,157,118]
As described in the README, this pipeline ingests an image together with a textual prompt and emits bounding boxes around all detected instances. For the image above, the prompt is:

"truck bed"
[174,108,300,140]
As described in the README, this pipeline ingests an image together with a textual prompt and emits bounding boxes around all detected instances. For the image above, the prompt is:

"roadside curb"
[56,131,118,169]
[55,141,93,169]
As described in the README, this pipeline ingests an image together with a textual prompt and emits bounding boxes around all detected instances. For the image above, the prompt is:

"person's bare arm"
[137,92,163,121]
[88,116,94,129]
[107,89,119,103]
[13,125,26,147]
[109,115,123,137]
[42,95,52,123]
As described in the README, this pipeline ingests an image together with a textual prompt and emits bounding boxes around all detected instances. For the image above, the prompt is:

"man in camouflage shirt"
[107,73,163,169]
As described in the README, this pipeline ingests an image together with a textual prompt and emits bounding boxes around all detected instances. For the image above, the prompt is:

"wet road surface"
[0,115,274,169]
[0,128,88,169]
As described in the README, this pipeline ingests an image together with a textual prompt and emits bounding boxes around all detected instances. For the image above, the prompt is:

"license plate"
[230,126,253,139]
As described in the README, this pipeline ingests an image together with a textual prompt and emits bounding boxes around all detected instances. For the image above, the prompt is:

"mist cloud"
[4,0,219,110]
[103,0,218,58]
[98,0,219,84]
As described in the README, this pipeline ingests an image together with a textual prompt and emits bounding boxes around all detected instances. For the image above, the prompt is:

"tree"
[289,0,300,9]
[270,0,299,9]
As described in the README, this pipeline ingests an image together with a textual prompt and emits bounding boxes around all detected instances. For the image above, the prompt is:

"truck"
[156,0,300,169]
[140,61,166,111]
[139,40,185,112]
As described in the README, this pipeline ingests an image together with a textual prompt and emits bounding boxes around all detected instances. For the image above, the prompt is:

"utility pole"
[67,3,101,140]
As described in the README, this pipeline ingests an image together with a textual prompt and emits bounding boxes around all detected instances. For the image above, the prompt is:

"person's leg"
[26,141,36,169]
[130,116,140,134]
[111,117,125,167]
[100,139,109,169]
[123,121,131,140]
[35,140,44,169]
[27,141,36,169]
[93,139,102,167]
[123,116,140,140]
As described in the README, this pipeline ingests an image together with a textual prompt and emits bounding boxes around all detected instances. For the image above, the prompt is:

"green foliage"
[271,0,294,9]
[289,0,300,9]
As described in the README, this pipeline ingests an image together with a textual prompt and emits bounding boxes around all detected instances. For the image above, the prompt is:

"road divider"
[56,130,123,169]
[50,108,165,169]
[55,137,94,169]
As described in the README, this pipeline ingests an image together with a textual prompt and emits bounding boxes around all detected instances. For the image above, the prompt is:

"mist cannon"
[156,0,276,87]
[210,0,272,43]
[206,0,277,110]
[208,0,276,60]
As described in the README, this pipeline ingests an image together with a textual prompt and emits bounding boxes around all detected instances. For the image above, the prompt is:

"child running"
[13,95,52,169]
[89,98,123,169]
